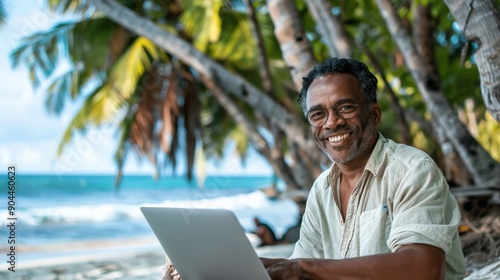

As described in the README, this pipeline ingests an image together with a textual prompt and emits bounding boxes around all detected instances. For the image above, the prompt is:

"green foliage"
[200,92,237,159]
[11,0,500,184]
[57,36,167,155]
[207,11,256,69]
[180,0,223,51]
[254,5,282,60]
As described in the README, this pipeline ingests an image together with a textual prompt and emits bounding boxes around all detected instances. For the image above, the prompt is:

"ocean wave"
[1,191,296,227]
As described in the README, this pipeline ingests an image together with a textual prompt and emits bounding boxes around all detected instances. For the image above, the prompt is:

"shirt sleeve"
[387,160,461,254]
[289,185,325,259]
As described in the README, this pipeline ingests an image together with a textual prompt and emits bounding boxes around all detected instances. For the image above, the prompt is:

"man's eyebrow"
[307,104,324,112]
[307,99,358,111]
[335,98,357,105]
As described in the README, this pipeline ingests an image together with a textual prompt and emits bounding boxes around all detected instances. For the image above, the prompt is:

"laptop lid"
[140,206,271,280]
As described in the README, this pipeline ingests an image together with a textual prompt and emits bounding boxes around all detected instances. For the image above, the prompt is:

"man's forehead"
[306,73,361,106]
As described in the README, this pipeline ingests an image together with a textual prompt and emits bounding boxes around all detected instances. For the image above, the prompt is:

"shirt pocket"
[359,203,392,256]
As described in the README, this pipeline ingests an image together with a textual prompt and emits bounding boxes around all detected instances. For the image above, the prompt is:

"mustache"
[320,126,358,140]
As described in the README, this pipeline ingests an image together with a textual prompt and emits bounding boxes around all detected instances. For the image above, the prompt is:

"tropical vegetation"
[10,0,500,193]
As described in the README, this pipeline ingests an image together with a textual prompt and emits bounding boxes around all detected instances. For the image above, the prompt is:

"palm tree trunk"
[266,0,317,90]
[375,0,500,187]
[85,0,328,169]
[444,0,500,124]
[245,0,292,190]
[304,0,351,58]
[266,0,328,186]
[413,4,470,185]
[200,75,301,190]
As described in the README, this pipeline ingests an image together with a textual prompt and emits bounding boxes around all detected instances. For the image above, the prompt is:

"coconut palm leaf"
[44,63,82,113]
[10,21,71,87]
[10,17,128,113]
[179,0,259,69]
[57,36,167,154]
[179,0,223,51]
[208,11,256,69]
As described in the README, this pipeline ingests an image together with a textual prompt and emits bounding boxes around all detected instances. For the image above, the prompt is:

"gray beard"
[324,119,377,164]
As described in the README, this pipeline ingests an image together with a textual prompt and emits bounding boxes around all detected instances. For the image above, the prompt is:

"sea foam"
[2,191,297,228]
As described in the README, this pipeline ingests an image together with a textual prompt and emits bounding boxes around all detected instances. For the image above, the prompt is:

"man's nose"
[322,108,344,129]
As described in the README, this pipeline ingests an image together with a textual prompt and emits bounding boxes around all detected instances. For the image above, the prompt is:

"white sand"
[1,236,166,279]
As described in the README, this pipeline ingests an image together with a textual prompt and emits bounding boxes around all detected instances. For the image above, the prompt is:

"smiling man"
[262,58,466,280]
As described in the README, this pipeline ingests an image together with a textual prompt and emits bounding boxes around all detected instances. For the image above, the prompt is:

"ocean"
[1,174,300,246]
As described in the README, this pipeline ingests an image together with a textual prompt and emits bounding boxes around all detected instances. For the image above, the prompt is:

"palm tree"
[374,0,500,187]
[12,0,500,191]
[11,0,323,191]
[9,1,213,187]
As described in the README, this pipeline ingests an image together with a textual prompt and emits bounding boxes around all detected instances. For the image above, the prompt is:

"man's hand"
[261,258,308,280]
[260,257,287,269]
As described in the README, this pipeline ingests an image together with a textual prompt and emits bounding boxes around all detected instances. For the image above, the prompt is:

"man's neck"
[336,135,378,182]
[337,159,368,183]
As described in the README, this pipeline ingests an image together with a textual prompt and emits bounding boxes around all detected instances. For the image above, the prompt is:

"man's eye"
[309,110,326,120]
[338,105,356,112]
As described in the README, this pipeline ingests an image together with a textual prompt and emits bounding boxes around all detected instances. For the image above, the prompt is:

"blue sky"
[0,0,272,176]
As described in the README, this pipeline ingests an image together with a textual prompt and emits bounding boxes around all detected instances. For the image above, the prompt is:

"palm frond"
[200,92,238,159]
[10,17,128,113]
[10,20,74,87]
[45,64,83,114]
[180,0,223,51]
[57,36,167,154]
[207,10,257,69]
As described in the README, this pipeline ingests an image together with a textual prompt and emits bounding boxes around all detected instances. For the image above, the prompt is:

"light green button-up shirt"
[291,133,466,279]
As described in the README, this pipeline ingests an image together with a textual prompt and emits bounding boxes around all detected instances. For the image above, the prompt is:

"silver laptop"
[140,206,271,280]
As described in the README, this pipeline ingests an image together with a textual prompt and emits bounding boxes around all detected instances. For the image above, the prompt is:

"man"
[262,58,466,279]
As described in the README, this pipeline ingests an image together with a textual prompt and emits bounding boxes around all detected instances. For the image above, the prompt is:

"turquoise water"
[1,174,299,245]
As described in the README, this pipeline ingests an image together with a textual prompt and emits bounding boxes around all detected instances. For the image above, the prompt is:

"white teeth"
[328,133,349,142]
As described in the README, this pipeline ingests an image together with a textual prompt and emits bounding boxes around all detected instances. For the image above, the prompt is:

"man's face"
[305,73,381,165]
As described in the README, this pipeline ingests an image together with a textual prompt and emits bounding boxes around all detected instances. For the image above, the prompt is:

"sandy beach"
[1,236,165,279]
[1,235,295,280]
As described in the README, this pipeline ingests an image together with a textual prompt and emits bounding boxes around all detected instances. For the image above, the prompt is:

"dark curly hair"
[298,58,378,114]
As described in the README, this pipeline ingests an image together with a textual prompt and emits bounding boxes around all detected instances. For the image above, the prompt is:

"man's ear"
[371,103,382,126]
